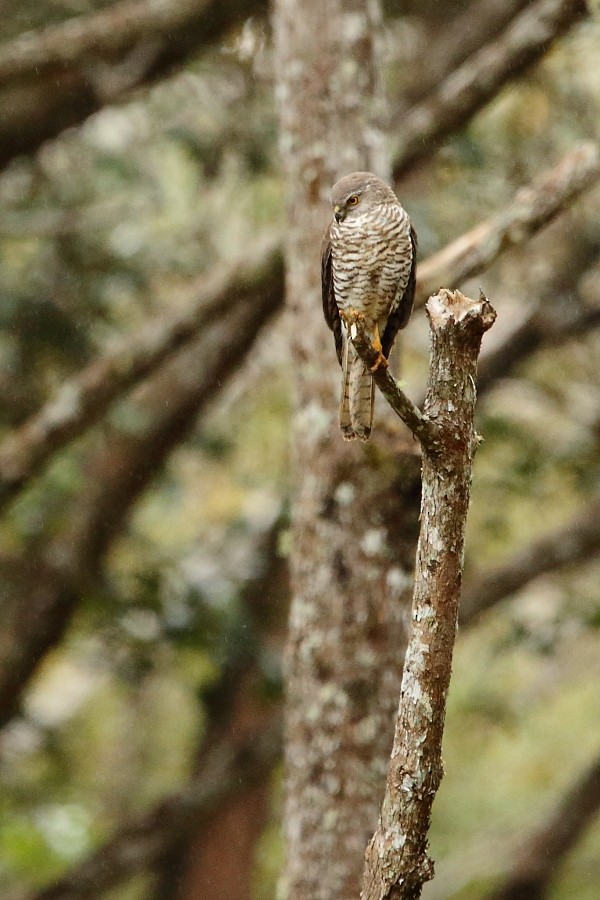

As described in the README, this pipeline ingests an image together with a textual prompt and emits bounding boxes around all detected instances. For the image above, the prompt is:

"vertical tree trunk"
[274,1,419,896]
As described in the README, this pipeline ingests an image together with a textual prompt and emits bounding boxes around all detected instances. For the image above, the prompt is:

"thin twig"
[347,320,440,450]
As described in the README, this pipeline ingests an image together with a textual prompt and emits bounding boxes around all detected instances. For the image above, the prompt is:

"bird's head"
[330,171,397,223]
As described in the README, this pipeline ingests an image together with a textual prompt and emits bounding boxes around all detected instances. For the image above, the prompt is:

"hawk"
[321,172,417,441]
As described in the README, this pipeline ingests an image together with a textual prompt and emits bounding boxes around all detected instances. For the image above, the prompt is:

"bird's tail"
[339,334,374,441]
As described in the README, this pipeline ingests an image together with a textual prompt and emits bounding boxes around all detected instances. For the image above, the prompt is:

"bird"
[321,171,417,441]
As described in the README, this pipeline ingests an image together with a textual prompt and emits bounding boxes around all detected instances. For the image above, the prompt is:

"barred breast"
[329,202,412,325]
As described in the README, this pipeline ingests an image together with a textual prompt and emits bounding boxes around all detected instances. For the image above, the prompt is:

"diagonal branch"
[0,276,282,727]
[362,290,496,899]
[0,0,213,81]
[415,142,600,304]
[346,316,439,449]
[405,0,532,105]
[489,753,600,900]
[461,490,600,626]
[392,0,589,180]
[477,291,600,396]
[1,144,594,516]
[0,0,267,167]
[0,238,282,514]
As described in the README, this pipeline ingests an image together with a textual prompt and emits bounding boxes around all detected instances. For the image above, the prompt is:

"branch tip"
[426,289,497,332]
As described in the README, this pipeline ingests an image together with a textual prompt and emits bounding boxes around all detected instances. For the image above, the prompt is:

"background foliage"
[0,1,599,898]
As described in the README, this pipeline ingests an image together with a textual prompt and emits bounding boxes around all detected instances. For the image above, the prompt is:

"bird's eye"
[347,195,359,206]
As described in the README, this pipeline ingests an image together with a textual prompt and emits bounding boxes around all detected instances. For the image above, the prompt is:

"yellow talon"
[369,327,387,372]
[370,351,388,373]
[341,307,364,327]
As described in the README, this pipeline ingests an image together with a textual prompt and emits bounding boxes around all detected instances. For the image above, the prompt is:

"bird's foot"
[369,331,387,372]
[341,307,365,339]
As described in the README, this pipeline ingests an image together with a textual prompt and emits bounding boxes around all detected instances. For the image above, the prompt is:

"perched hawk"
[321,172,417,441]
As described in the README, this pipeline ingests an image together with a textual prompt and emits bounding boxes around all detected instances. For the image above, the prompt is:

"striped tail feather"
[339,333,374,441]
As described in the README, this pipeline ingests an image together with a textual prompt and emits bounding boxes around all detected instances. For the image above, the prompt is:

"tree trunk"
[274,1,419,896]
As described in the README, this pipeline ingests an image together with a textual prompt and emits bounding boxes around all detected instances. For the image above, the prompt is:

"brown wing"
[321,226,343,365]
[381,224,418,359]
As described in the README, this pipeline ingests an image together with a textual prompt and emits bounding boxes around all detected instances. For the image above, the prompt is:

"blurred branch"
[461,491,600,626]
[405,0,532,105]
[0,0,584,175]
[21,715,282,900]
[392,0,589,180]
[0,0,267,167]
[0,145,594,516]
[0,237,282,514]
[0,0,213,79]
[416,142,600,304]
[0,273,282,727]
[477,286,600,396]
[489,753,600,900]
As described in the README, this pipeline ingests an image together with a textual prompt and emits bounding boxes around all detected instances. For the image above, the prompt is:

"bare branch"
[405,0,532,105]
[392,0,589,180]
[347,317,439,449]
[0,238,282,514]
[416,142,600,304]
[489,753,600,900]
[0,144,593,520]
[0,0,267,167]
[461,490,600,627]
[477,292,600,396]
[21,716,281,900]
[362,290,496,900]
[0,275,282,727]
[0,0,211,80]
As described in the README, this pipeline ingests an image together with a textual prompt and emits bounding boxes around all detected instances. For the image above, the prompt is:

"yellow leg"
[369,323,387,372]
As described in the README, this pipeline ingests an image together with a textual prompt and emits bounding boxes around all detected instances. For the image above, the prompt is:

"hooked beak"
[334,205,344,223]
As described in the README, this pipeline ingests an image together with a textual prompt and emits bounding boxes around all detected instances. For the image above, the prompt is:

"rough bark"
[274,1,424,897]
[0,238,281,513]
[392,0,589,181]
[0,0,267,169]
[489,754,600,900]
[361,291,496,899]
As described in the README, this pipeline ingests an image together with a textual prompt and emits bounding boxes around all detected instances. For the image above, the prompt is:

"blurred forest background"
[0,0,599,898]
